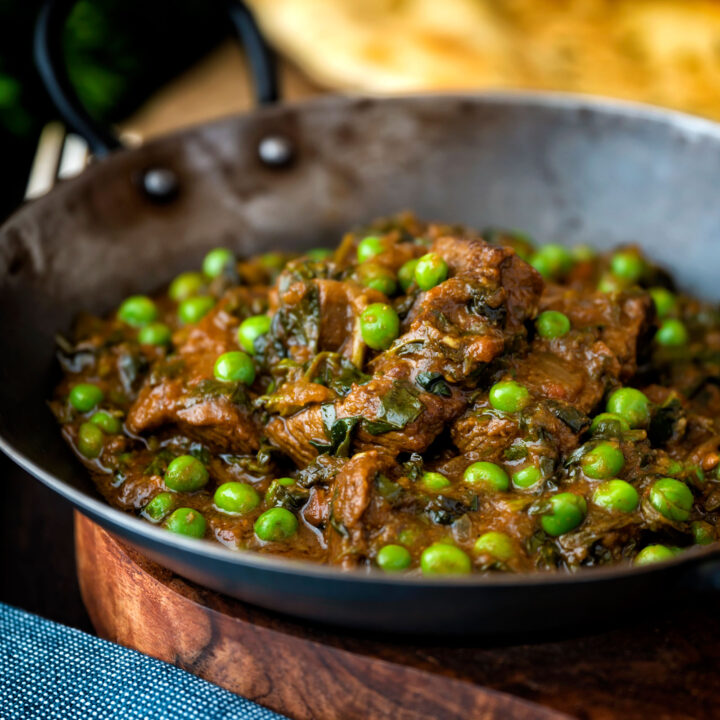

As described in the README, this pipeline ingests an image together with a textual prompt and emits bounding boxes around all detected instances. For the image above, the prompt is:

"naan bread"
[247,0,720,118]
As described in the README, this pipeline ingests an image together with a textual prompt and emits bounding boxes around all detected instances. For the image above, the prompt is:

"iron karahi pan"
[1,0,720,636]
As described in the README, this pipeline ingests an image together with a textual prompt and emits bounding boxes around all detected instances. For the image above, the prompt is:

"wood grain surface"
[75,512,720,720]
[75,513,567,720]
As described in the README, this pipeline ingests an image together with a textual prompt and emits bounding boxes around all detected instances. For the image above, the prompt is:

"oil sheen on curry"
[51,215,720,574]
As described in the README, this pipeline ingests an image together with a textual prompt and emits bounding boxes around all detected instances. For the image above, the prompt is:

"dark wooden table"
[4,451,720,719]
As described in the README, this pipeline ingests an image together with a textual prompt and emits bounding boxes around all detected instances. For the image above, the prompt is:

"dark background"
[0,0,225,622]
[0,0,227,222]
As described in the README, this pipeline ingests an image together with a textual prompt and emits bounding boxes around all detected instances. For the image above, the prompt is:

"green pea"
[359,303,400,351]
[540,493,587,536]
[138,322,172,346]
[89,411,122,434]
[512,465,542,488]
[590,412,630,435]
[143,492,174,523]
[606,387,650,428]
[474,531,514,562]
[691,521,715,546]
[69,383,104,413]
[463,462,509,491]
[178,296,215,324]
[610,250,645,282]
[376,544,412,572]
[356,262,398,296]
[648,477,693,522]
[398,259,419,292]
[214,351,256,385]
[420,543,472,575]
[357,235,386,263]
[202,247,235,277]
[488,380,530,413]
[77,422,104,459]
[592,479,639,513]
[634,544,676,566]
[581,442,625,479]
[168,271,205,301]
[414,253,449,291]
[254,507,298,542]
[421,471,451,492]
[165,507,206,538]
[655,319,689,347]
[536,310,570,339]
[307,248,332,261]
[163,455,209,492]
[666,459,684,477]
[117,295,157,327]
[649,287,676,319]
[237,315,272,354]
[529,244,573,279]
[214,482,260,514]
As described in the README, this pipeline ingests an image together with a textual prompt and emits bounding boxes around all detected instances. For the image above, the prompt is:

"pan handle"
[33,0,279,157]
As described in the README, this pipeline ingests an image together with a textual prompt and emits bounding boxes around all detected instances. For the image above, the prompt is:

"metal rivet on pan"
[140,167,179,202]
[257,135,294,167]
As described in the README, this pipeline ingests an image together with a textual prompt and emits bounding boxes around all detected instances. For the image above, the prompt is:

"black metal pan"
[2,0,720,635]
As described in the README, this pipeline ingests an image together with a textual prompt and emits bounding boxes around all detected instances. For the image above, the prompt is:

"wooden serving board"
[74,512,720,720]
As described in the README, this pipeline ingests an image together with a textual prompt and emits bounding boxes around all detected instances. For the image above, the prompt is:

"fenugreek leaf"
[363,380,424,435]
[415,371,452,397]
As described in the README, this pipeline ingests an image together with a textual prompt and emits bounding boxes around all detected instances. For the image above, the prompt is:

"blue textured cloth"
[0,603,288,720]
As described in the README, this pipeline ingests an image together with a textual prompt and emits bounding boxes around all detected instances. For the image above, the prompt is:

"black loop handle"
[34,0,279,157]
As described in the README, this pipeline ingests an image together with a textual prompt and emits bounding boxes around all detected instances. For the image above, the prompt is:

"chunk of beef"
[453,288,653,460]
[432,234,544,334]
[270,275,384,364]
[127,295,260,452]
[451,410,519,460]
[338,371,467,455]
[524,288,653,410]
[542,287,652,382]
[260,379,336,417]
[265,404,325,466]
[327,450,396,567]
[393,235,543,384]
[264,233,544,461]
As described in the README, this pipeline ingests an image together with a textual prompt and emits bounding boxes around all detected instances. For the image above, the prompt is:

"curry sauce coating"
[52,214,720,572]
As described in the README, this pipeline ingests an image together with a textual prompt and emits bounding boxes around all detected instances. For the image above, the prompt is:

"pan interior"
[1,91,720,564]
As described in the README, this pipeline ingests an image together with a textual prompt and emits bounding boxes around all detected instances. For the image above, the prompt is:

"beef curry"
[51,215,720,574]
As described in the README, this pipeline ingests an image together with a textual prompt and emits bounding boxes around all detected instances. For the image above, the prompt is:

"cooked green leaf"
[425,495,476,525]
[266,480,309,512]
[189,443,211,466]
[363,380,424,435]
[189,379,248,406]
[547,402,589,433]
[648,399,683,446]
[144,449,174,477]
[504,443,528,461]
[309,404,359,457]
[415,371,452,397]
[309,353,370,396]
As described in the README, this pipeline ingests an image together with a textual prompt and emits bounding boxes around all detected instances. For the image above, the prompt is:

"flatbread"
[247,0,720,118]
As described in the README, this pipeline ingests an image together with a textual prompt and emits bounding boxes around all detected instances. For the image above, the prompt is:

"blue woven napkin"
[0,603,288,720]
